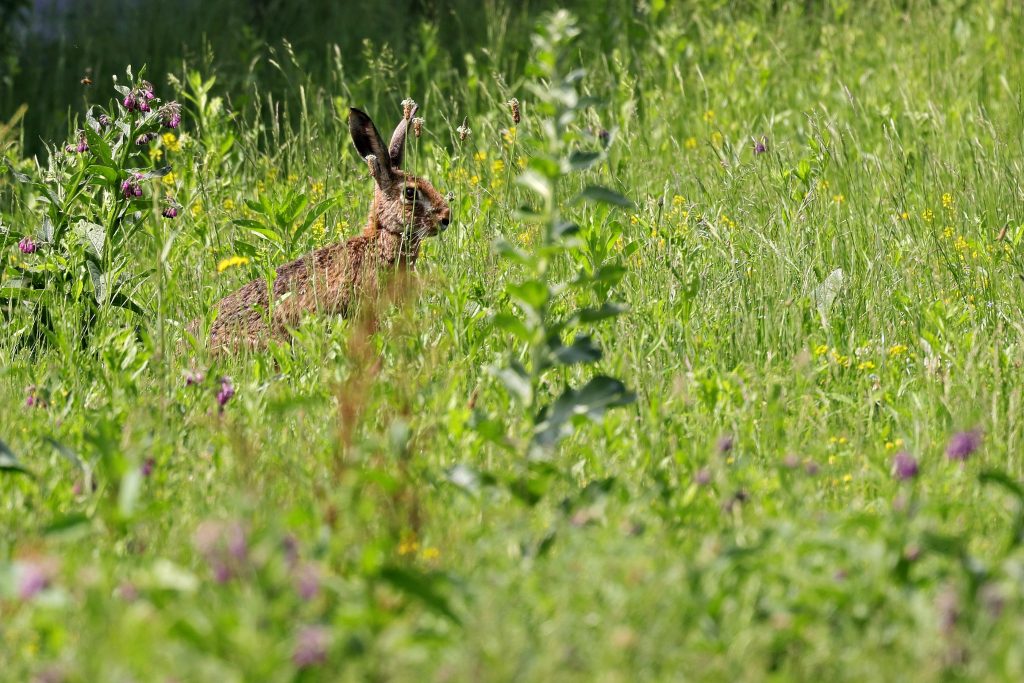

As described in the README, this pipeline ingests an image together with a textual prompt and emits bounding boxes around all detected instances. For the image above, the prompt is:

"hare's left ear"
[388,102,418,169]
[349,108,394,185]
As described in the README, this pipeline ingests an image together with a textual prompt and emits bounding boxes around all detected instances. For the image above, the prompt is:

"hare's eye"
[403,186,417,202]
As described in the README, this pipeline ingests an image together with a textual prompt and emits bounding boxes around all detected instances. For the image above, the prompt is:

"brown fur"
[196,105,450,354]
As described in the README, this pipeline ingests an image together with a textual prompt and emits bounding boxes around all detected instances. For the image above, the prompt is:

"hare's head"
[349,105,451,241]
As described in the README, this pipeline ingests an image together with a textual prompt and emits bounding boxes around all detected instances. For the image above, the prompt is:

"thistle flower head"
[946,429,981,461]
[892,451,919,481]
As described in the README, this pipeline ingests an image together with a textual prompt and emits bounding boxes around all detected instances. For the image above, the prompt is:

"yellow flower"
[900,211,909,220]
[216,255,249,272]
[518,229,534,246]
[162,172,176,186]
[469,174,480,186]
[265,167,279,181]
[398,535,419,556]
[310,180,325,197]
[888,344,907,357]
[942,192,953,210]
[672,194,686,207]
[223,198,235,211]
[710,131,723,146]
[833,194,845,204]
[491,159,505,174]
[287,173,299,184]
[703,110,715,123]
[684,136,698,150]
[921,208,934,222]
[191,201,204,218]
[149,147,163,161]
[502,127,517,145]
[473,150,488,162]
[161,132,181,152]
[421,547,441,562]
[517,156,527,169]
[818,179,830,191]
[943,226,954,239]
[814,344,829,357]
[857,360,875,371]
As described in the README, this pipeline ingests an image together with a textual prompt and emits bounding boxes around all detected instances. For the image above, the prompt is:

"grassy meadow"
[3,0,1024,680]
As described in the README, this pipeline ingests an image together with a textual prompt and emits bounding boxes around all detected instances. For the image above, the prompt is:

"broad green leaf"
[551,334,602,366]
[576,302,627,323]
[0,439,33,477]
[516,169,553,201]
[378,565,461,624]
[533,376,635,448]
[497,363,532,405]
[492,312,533,343]
[493,237,532,266]
[575,185,633,208]
[566,150,603,171]
[295,197,338,240]
[507,280,549,314]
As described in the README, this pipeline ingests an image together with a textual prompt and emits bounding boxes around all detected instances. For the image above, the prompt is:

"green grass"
[3,1,1024,680]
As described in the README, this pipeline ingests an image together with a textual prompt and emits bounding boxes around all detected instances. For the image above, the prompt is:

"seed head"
[401,98,416,120]
[457,117,471,141]
[507,97,521,124]
[412,116,424,138]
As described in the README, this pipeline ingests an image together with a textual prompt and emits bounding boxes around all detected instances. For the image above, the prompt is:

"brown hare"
[196,103,451,353]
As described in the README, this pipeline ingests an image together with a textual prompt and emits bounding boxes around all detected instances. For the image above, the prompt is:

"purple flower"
[184,369,205,386]
[292,626,330,669]
[193,519,247,583]
[162,206,179,219]
[19,236,37,254]
[694,468,712,486]
[75,131,89,153]
[135,132,158,145]
[282,534,300,567]
[18,560,55,600]
[295,564,320,600]
[946,430,981,462]
[892,451,919,481]
[139,100,151,113]
[141,457,155,477]
[217,377,235,411]
[753,136,768,155]
[97,114,112,128]
[121,177,142,199]
[159,101,182,129]
[716,435,734,455]
[226,522,248,562]
[122,95,136,111]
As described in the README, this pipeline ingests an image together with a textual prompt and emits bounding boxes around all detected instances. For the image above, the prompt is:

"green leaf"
[497,362,532,405]
[0,438,33,477]
[234,219,284,246]
[295,196,338,241]
[83,127,113,166]
[576,302,627,323]
[492,313,533,343]
[551,334,602,366]
[378,565,461,624]
[516,169,553,201]
[575,185,633,208]
[533,376,635,448]
[492,237,532,266]
[85,165,118,183]
[80,221,106,257]
[507,281,549,315]
[4,158,31,183]
[566,150,603,171]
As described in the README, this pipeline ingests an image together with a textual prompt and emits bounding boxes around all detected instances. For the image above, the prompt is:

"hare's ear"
[349,108,394,182]
[389,103,418,169]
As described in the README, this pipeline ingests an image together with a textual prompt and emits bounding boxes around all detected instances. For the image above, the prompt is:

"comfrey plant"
[487,11,634,459]
[2,67,181,349]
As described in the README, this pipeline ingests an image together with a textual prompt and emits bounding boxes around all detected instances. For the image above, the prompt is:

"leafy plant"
[487,10,635,459]
[1,67,181,349]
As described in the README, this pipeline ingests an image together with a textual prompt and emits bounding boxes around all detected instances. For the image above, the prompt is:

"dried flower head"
[457,117,471,141]
[401,98,416,120]
[412,116,424,138]
[507,97,521,124]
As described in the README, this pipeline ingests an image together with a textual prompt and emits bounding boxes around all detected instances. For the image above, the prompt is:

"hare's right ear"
[349,108,394,185]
